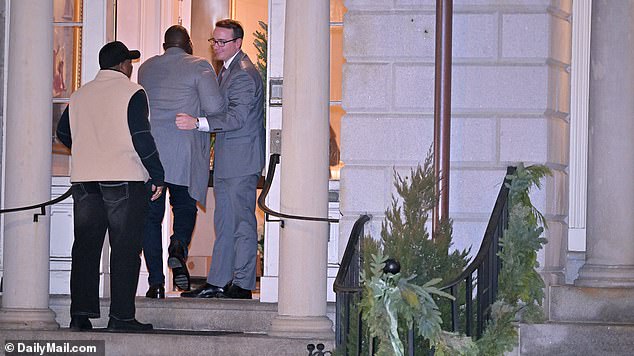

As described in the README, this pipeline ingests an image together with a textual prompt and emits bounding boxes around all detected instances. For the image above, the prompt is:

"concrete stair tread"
[549,285,634,324]
[49,294,278,332]
[50,294,278,310]
[2,296,336,355]
[520,322,634,356]
[0,329,333,356]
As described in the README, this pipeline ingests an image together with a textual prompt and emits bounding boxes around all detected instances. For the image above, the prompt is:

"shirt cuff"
[197,117,210,132]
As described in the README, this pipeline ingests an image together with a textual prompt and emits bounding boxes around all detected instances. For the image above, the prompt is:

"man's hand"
[151,185,164,201]
[176,113,198,130]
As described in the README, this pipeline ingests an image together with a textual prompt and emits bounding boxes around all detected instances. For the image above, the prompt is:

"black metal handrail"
[334,214,371,293]
[333,214,371,353]
[0,187,72,222]
[439,166,515,337]
[257,153,339,226]
[333,168,515,355]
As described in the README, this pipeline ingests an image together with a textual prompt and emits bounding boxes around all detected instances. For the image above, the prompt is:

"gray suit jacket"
[138,47,224,203]
[204,51,265,179]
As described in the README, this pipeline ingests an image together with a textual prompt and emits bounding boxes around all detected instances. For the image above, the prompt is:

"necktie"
[218,66,227,85]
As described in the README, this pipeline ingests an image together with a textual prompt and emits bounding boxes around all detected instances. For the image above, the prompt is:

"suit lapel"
[220,51,246,89]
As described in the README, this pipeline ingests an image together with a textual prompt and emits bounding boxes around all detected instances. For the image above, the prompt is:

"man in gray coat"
[177,19,265,299]
[139,25,224,297]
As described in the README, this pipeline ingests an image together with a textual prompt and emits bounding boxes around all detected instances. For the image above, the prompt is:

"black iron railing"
[439,166,514,338]
[333,167,515,355]
[258,153,338,228]
[0,187,72,222]
[333,214,371,352]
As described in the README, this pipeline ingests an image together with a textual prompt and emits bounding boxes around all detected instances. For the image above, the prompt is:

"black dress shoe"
[223,283,253,299]
[168,241,190,291]
[145,284,165,299]
[107,318,153,331]
[180,283,225,298]
[69,316,92,331]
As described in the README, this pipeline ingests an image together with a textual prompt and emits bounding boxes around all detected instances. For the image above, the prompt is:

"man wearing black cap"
[56,41,164,332]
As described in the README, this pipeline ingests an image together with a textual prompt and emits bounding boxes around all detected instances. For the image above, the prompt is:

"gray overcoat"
[138,47,224,203]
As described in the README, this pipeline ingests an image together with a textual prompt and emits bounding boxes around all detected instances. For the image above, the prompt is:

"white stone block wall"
[340,0,572,286]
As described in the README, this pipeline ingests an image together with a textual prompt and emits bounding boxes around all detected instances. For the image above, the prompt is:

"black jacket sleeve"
[128,89,165,186]
[56,106,72,149]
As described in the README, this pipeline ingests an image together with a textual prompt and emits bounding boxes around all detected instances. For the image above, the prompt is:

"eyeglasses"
[208,38,239,47]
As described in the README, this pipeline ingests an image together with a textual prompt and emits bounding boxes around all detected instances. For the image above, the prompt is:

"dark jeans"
[70,181,149,321]
[142,183,197,286]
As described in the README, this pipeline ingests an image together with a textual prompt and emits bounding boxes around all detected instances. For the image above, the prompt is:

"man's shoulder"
[237,54,261,79]
[138,55,163,78]
[183,54,213,69]
[139,54,212,83]
[234,56,261,86]
[139,54,162,68]
[236,52,255,70]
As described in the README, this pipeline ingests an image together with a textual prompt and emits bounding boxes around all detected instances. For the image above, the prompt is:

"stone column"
[575,1,634,287]
[0,0,57,329]
[268,0,333,338]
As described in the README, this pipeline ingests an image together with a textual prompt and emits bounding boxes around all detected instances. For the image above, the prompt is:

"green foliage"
[253,21,267,84]
[498,164,550,307]
[351,154,551,356]
[252,21,267,122]
[506,163,551,228]
[435,331,479,356]
[380,149,469,289]
[356,148,474,355]
[375,149,469,353]
[477,164,551,355]
[360,252,464,356]
[475,302,518,356]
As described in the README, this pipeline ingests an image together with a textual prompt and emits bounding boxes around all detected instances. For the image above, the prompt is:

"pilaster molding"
[568,0,591,252]
[575,0,634,287]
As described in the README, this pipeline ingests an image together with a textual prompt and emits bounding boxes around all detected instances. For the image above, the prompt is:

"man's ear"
[184,40,193,55]
[236,38,243,49]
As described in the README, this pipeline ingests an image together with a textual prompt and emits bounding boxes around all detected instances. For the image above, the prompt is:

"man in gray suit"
[138,25,224,297]
[177,19,265,299]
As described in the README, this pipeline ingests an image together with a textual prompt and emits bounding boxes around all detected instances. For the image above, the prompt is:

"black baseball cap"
[98,41,141,69]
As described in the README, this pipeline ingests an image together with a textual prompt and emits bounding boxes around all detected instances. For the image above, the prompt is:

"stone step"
[549,285,634,323]
[519,322,634,356]
[49,295,278,333]
[0,329,334,356]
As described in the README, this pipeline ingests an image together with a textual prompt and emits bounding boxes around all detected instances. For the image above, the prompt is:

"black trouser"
[142,183,197,286]
[70,181,149,320]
